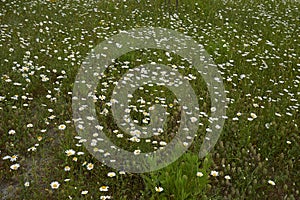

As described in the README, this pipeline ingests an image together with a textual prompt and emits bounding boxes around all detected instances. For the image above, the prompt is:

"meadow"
[0,0,299,199]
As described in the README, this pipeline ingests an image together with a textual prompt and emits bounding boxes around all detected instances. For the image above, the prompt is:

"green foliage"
[142,153,211,200]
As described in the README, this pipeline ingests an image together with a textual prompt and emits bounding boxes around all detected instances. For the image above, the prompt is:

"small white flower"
[100,196,111,200]
[134,149,141,155]
[81,190,88,195]
[8,130,16,135]
[65,149,76,156]
[9,155,18,162]
[27,123,33,128]
[250,113,257,119]
[99,186,109,192]
[253,103,259,108]
[190,117,198,123]
[225,175,231,180]
[10,163,20,170]
[155,186,164,192]
[268,180,276,186]
[50,181,60,189]
[119,171,126,175]
[24,181,30,187]
[196,172,204,177]
[107,172,116,177]
[183,142,189,147]
[210,170,219,177]
[275,113,281,117]
[86,163,94,170]
[64,166,71,171]
[58,124,66,130]
[265,123,270,129]
[28,146,37,152]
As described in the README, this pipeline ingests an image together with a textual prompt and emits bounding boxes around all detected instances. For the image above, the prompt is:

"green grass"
[0,0,299,199]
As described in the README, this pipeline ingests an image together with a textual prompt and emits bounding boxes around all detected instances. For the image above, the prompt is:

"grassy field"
[0,0,299,199]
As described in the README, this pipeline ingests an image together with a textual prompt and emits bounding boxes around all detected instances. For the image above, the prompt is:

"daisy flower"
[250,113,257,119]
[24,182,30,187]
[99,186,109,191]
[100,196,111,200]
[86,163,94,170]
[64,166,71,171]
[210,170,219,177]
[58,124,66,130]
[268,180,276,186]
[8,130,16,135]
[107,172,116,177]
[155,186,164,192]
[10,155,18,162]
[50,181,60,189]
[196,172,204,177]
[10,163,20,170]
[81,190,88,195]
[65,149,76,156]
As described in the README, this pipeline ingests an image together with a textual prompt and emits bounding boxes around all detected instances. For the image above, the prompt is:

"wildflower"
[196,172,204,177]
[210,170,219,177]
[24,181,30,187]
[134,149,141,155]
[65,149,76,156]
[64,166,71,171]
[8,130,16,135]
[268,180,276,186]
[28,146,37,151]
[119,171,126,175]
[265,123,270,129]
[81,190,88,195]
[10,163,20,170]
[225,175,231,180]
[10,155,18,162]
[58,124,66,130]
[99,186,109,191]
[87,163,94,170]
[190,117,198,123]
[275,113,282,117]
[26,123,33,128]
[50,181,60,189]
[211,107,217,112]
[155,186,164,192]
[107,172,116,177]
[250,113,257,119]
[100,196,111,200]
